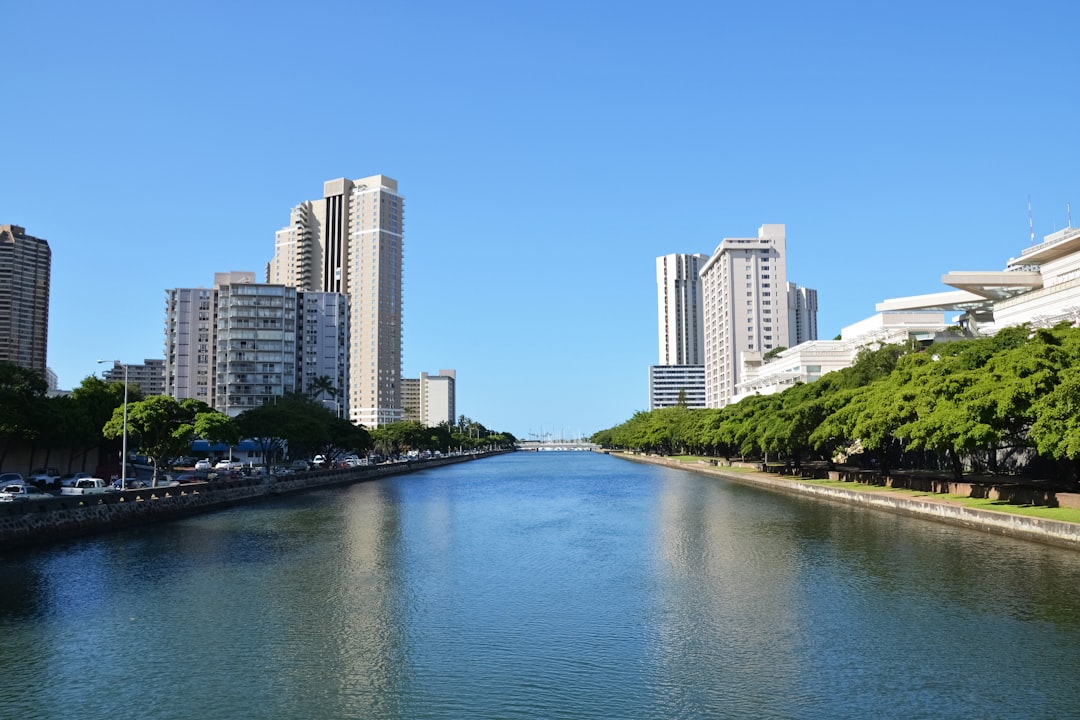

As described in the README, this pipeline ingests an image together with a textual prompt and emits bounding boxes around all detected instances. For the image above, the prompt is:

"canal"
[2,451,1080,719]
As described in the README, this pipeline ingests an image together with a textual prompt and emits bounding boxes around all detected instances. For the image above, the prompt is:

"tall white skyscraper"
[656,253,709,365]
[651,253,708,410]
[700,224,790,408]
[269,175,404,428]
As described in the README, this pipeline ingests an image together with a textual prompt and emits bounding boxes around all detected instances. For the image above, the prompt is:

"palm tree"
[309,375,337,402]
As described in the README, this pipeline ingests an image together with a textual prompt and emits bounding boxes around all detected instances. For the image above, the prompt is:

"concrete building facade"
[700,224,791,408]
[656,253,709,366]
[215,273,298,416]
[104,359,166,396]
[402,369,456,427]
[269,175,404,428]
[876,224,1080,335]
[732,311,948,402]
[787,283,819,347]
[649,365,707,410]
[165,272,347,417]
[298,291,349,417]
[0,225,50,376]
[165,286,215,403]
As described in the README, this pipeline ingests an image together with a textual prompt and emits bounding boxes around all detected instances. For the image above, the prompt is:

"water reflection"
[2,453,1080,719]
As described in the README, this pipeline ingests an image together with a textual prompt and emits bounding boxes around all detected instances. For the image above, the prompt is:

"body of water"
[3,451,1080,719]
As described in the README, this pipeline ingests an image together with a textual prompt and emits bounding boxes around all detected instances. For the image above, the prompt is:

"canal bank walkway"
[612,452,1080,550]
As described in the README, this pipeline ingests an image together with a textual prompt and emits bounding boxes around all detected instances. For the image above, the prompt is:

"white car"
[214,460,243,472]
[28,468,61,486]
[194,459,213,471]
[59,472,93,487]
[0,482,52,502]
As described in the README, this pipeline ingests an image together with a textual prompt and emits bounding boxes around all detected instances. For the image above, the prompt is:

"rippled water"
[3,452,1080,719]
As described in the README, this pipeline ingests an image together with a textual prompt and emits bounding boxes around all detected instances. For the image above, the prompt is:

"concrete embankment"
[0,453,500,551]
[614,453,1080,550]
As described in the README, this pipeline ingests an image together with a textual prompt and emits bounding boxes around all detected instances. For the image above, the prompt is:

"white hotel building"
[700,224,823,408]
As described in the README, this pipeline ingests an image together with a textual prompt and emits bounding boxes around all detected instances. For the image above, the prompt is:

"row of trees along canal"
[592,323,1080,487]
[0,365,516,483]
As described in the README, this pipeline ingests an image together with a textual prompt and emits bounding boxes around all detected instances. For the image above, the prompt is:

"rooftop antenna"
[1029,195,1035,245]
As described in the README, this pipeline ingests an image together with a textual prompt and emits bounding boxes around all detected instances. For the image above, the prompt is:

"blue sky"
[3,0,1078,439]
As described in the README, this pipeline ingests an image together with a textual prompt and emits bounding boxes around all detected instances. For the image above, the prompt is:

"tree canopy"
[593,324,1080,486]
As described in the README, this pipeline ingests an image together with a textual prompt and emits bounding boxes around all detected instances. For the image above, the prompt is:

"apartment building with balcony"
[165,272,346,417]
[0,224,50,376]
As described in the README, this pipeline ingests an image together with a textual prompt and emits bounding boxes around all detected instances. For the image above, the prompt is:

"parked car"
[214,459,243,471]
[59,472,93,488]
[60,478,110,495]
[0,472,25,485]
[174,473,204,484]
[0,482,52,502]
[311,455,326,468]
[28,468,61,487]
[106,478,152,491]
[289,460,310,472]
[194,459,213,471]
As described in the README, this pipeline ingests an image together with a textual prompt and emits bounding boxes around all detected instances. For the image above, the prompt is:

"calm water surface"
[3,452,1080,719]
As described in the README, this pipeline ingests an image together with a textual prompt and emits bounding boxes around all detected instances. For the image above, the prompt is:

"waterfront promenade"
[613,451,1080,550]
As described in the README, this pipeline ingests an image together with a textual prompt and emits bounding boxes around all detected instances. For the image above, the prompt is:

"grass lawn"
[625,453,1080,525]
[802,478,1080,524]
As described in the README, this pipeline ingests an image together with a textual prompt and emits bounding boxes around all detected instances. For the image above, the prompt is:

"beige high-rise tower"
[269,175,404,428]
[0,225,51,376]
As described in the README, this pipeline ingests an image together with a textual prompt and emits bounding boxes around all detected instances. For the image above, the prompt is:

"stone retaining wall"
[0,453,492,550]
[616,453,1080,550]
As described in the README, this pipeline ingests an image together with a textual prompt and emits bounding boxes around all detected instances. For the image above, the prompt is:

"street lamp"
[99,360,128,491]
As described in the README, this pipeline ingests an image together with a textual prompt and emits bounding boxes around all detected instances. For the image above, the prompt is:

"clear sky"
[3,0,1078,440]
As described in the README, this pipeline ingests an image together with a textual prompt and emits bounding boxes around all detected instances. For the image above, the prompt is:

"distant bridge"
[516,441,600,452]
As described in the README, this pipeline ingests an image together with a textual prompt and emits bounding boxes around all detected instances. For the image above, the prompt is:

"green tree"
[0,362,48,468]
[104,396,232,484]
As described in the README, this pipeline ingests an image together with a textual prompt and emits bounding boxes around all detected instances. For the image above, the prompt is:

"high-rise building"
[651,253,708,411]
[787,282,819,347]
[165,272,347,417]
[104,359,166,396]
[215,273,299,416]
[401,369,456,427]
[700,224,790,408]
[165,286,216,403]
[656,253,709,366]
[269,176,403,428]
[0,225,50,376]
[298,291,348,417]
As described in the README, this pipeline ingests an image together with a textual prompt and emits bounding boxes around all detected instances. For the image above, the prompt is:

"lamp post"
[99,359,128,491]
